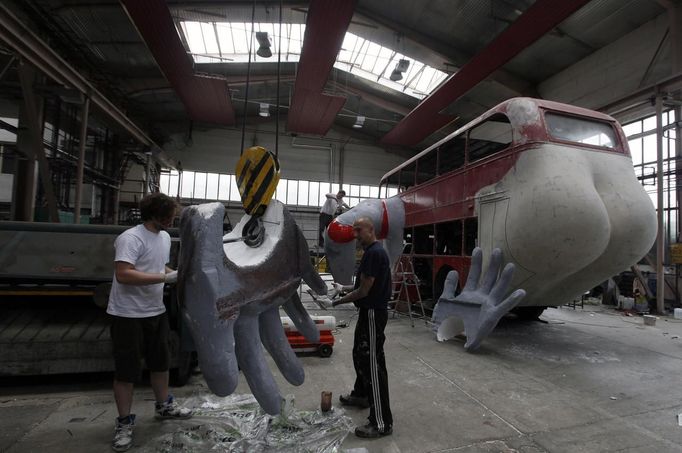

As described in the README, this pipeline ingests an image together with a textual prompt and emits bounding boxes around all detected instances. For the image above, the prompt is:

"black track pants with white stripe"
[351,307,393,431]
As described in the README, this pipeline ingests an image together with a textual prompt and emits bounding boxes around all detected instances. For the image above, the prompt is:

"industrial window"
[160,170,385,208]
[399,163,416,191]
[436,220,462,256]
[416,150,437,184]
[438,135,466,174]
[545,112,616,149]
[467,114,513,163]
[413,224,434,255]
[464,217,478,256]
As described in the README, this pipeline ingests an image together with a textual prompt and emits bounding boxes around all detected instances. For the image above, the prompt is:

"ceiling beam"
[286,0,357,135]
[381,0,593,146]
[353,6,535,97]
[121,0,236,126]
[0,2,176,168]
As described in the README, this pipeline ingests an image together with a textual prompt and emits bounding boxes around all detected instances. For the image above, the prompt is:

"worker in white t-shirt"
[319,190,349,247]
[107,193,192,452]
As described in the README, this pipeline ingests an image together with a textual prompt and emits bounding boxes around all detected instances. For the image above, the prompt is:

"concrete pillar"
[656,94,665,314]
[16,62,59,222]
[10,98,40,221]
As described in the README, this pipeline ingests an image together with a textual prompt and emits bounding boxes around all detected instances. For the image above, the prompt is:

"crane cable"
[275,0,282,158]
[240,0,256,156]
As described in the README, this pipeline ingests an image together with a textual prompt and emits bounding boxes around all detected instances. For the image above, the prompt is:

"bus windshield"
[545,112,616,149]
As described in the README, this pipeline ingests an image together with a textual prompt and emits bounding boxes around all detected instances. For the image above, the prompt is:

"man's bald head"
[353,217,376,247]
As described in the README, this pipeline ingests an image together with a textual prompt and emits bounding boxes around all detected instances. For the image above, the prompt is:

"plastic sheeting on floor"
[141,394,354,453]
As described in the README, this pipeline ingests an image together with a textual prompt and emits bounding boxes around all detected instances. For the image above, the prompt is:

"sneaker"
[339,393,370,408]
[355,422,392,438]
[112,414,135,452]
[155,394,193,420]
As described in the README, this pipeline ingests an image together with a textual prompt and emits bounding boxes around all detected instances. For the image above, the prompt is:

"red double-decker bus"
[377,97,655,318]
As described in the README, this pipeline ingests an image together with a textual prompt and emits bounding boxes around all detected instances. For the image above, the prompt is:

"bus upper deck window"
[399,163,416,192]
[386,172,400,196]
[468,114,513,163]
[545,112,616,149]
[417,151,437,184]
[438,135,466,175]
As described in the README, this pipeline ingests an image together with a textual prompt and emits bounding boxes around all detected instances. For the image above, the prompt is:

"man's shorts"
[110,312,171,383]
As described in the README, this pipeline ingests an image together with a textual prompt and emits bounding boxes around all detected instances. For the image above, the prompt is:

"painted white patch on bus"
[474,144,656,307]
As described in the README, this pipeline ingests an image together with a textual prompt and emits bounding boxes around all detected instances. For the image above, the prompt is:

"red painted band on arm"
[378,200,389,239]
[327,220,355,243]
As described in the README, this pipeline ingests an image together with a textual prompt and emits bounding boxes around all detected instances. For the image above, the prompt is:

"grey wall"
[538,12,672,114]
[164,122,406,186]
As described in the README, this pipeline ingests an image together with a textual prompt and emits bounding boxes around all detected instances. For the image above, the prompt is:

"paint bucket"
[674,308,682,320]
[643,315,656,326]
[321,391,332,412]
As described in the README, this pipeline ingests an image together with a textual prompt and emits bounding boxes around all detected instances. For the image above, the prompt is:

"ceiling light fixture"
[389,59,410,82]
[256,32,272,58]
[259,103,270,117]
[353,115,365,129]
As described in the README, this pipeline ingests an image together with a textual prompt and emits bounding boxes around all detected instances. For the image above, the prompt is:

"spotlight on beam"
[389,59,410,81]
[353,115,365,129]
[256,32,272,58]
[259,103,270,117]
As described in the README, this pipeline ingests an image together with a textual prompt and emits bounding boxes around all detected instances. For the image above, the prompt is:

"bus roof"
[380,97,618,182]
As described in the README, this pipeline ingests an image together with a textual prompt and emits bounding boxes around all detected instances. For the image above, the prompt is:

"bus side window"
[379,180,386,198]
[399,163,416,192]
[464,217,478,256]
[438,135,466,175]
[436,220,462,256]
[467,113,513,163]
[413,224,434,255]
[416,150,437,184]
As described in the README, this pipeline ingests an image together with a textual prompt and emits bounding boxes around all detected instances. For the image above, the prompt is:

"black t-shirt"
[354,241,392,310]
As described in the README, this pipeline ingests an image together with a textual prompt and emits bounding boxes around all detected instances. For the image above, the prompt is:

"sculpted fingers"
[489,262,516,303]
[480,248,503,294]
[282,293,320,343]
[440,270,460,300]
[234,314,282,415]
[259,306,305,386]
[463,247,483,292]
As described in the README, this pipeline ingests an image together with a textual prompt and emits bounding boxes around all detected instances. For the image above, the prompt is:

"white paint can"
[674,308,682,320]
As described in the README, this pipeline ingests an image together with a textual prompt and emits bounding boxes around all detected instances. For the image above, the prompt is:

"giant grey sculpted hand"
[431,247,526,351]
[178,201,327,415]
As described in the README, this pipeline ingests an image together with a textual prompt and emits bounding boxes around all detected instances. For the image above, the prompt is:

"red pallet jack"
[281,315,335,357]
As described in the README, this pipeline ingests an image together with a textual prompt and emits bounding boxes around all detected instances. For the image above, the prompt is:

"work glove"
[164,270,178,284]
[315,295,334,310]
[330,282,343,298]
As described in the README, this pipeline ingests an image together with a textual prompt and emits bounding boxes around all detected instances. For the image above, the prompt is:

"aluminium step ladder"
[390,258,427,327]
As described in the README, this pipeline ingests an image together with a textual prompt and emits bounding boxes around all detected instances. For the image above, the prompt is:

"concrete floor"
[3,304,682,453]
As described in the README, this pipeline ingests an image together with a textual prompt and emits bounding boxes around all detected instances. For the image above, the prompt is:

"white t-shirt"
[107,224,170,318]
[320,194,339,215]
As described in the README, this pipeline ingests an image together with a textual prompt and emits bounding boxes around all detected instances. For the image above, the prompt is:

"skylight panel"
[179,21,448,98]
[183,21,205,54]
[215,23,233,54]
[201,22,219,55]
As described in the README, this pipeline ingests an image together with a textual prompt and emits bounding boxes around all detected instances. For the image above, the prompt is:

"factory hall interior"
[3,0,682,452]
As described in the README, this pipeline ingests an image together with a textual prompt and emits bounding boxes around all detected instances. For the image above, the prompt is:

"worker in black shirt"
[329,217,393,438]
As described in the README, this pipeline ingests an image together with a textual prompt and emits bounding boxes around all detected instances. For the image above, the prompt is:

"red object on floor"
[282,316,335,357]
